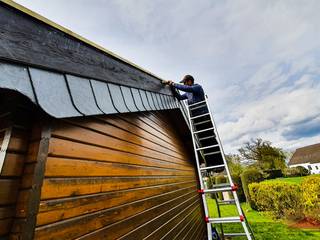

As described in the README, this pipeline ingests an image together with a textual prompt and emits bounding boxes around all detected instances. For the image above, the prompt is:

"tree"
[238,138,286,170]
[225,154,243,175]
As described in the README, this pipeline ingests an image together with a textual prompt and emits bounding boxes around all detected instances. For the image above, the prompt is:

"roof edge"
[2,0,164,81]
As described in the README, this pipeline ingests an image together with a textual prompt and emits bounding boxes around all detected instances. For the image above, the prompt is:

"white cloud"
[14,0,320,153]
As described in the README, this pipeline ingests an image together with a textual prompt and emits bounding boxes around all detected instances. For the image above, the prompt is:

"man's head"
[181,75,194,86]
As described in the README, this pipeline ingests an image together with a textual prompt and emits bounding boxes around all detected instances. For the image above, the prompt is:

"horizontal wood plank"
[172,209,202,240]
[50,122,188,165]
[35,188,197,239]
[65,118,186,160]
[37,183,196,226]
[0,218,12,236]
[119,197,200,240]
[0,206,15,219]
[48,138,193,170]
[0,179,20,205]
[162,206,202,240]
[143,202,201,240]
[41,176,195,199]
[95,115,181,154]
[44,157,193,177]
[0,153,24,176]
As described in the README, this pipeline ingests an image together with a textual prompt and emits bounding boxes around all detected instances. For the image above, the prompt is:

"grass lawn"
[207,198,320,240]
[263,176,307,184]
[263,174,320,185]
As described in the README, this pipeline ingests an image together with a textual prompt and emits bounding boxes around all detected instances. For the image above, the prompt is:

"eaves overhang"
[0,61,180,118]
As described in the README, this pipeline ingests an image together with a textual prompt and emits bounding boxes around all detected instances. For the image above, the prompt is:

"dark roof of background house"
[0,0,188,119]
[288,143,320,165]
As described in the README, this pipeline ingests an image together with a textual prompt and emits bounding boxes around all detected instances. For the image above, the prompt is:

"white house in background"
[288,143,320,174]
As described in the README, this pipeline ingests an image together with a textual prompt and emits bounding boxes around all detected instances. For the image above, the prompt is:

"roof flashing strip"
[29,67,82,118]
[0,61,179,118]
[138,90,152,111]
[66,75,103,116]
[107,83,129,113]
[131,88,146,111]
[0,62,36,102]
[120,86,139,112]
[90,80,117,114]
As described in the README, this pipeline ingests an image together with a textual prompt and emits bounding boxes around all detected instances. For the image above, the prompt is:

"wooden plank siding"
[0,93,35,239]
[34,111,206,239]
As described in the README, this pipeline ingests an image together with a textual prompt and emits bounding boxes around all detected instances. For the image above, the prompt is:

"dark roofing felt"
[288,143,320,165]
[0,61,181,118]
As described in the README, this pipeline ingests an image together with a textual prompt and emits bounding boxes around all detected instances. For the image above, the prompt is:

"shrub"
[283,166,310,177]
[240,169,264,209]
[249,181,303,219]
[231,174,246,202]
[263,169,283,180]
[301,175,320,222]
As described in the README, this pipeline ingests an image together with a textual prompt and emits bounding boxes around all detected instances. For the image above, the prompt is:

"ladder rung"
[208,216,242,224]
[224,233,248,237]
[199,164,225,171]
[196,144,219,151]
[194,120,211,126]
[199,135,215,141]
[190,113,210,120]
[218,199,236,205]
[188,100,206,107]
[189,104,207,110]
[204,151,220,156]
[213,183,230,188]
[203,186,232,193]
[193,127,214,134]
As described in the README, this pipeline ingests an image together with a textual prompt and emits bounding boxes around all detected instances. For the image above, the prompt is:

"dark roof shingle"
[288,143,320,165]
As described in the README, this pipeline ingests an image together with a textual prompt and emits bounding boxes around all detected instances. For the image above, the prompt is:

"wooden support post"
[20,120,51,240]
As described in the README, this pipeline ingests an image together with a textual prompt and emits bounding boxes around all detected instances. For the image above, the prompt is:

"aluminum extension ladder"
[185,96,254,240]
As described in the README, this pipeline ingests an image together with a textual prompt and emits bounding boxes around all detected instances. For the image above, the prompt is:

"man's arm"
[171,86,188,101]
[172,83,201,93]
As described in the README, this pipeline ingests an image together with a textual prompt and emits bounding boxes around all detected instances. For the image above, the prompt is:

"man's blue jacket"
[172,83,205,105]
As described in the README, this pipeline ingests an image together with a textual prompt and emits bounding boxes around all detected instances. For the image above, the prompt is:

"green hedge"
[301,175,320,222]
[240,169,264,209]
[248,175,320,221]
[283,166,310,177]
[249,182,303,219]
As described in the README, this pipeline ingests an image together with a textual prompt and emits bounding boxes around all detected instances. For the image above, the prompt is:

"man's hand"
[162,80,174,86]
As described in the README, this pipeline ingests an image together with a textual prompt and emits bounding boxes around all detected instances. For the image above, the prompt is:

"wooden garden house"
[0,0,206,239]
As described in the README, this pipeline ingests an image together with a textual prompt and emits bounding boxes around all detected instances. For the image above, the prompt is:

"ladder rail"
[183,96,254,240]
[184,100,213,240]
[203,96,253,240]
[203,97,252,239]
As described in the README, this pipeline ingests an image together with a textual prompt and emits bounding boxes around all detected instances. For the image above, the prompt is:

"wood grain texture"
[35,111,205,239]
[48,138,193,170]
[41,176,195,199]
[0,99,33,238]
[0,3,171,94]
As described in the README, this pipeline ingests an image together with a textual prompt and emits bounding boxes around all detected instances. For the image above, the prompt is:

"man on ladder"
[163,75,206,112]
[163,76,254,240]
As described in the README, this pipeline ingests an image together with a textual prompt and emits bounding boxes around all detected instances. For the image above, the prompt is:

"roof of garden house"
[0,0,182,118]
[288,143,320,165]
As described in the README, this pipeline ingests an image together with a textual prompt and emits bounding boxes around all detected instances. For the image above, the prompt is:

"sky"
[15,0,320,153]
